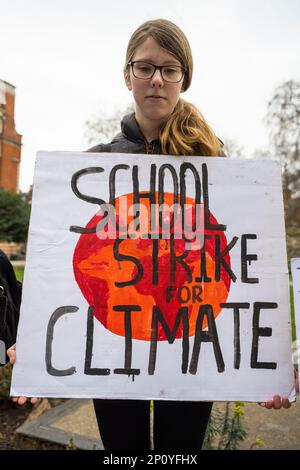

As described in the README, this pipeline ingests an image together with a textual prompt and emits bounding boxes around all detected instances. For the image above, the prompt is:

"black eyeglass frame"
[128,61,186,83]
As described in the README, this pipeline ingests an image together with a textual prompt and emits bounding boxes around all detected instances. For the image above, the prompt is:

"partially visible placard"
[291,258,300,379]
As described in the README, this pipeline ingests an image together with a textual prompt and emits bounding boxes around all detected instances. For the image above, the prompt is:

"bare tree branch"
[84,104,134,146]
[265,80,300,194]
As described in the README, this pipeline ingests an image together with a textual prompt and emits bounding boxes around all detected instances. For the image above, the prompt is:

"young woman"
[86,19,293,450]
[7,18,295,450]
[89,19,223,158]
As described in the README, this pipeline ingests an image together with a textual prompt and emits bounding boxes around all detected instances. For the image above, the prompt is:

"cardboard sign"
[11,152,295,401]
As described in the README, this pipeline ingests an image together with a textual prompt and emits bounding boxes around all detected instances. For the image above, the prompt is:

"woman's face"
[125,37,184,129]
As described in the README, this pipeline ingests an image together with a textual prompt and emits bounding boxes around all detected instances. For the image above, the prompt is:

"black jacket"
[88,113,160,155]
[88,113,225,156]
[0,250,22,364]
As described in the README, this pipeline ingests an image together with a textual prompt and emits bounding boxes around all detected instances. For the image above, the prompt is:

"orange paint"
[73,192,231,341]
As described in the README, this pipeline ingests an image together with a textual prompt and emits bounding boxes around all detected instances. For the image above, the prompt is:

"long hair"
[124,19,222,156]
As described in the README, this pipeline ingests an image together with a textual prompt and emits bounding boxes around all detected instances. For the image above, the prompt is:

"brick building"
[0,79,22,193]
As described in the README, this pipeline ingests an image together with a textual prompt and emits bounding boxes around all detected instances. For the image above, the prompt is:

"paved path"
[16,398,300,450]
[16,399,103,450]
[240,400,300,450]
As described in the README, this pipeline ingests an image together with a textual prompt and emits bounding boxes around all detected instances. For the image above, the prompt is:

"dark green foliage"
[0,188,30,242]
[0,363,12,398]
[266,80,300,195]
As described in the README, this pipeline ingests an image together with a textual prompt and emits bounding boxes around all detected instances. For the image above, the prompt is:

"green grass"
[13,266,24,282]
[290,283,296,341]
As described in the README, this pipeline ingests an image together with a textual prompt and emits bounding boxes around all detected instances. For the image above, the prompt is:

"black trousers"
[93,399,212,450]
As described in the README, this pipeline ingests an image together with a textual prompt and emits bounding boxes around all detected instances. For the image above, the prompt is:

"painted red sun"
[73,192,231,341]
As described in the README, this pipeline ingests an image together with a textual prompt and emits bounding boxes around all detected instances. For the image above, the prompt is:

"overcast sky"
[1,0,300,191]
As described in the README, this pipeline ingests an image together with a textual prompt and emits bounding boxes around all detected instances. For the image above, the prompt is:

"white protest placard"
[291,258,300,374]
[11,152,295,401]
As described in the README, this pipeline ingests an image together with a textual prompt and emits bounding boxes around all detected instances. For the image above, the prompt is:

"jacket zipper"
[144,139,156,154]
[144,138,149,154]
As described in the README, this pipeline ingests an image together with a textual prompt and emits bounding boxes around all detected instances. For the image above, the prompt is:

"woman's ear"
[124,69,132,90]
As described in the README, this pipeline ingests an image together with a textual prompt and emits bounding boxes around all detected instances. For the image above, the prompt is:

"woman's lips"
[146,95,166,100]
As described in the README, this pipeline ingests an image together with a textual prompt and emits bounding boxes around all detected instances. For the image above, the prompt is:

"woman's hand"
[259,395,292,409]
[7,343,41,406]
[258,368,299,409]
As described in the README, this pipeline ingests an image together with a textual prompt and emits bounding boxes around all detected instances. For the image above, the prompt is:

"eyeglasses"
[128,61,185,83]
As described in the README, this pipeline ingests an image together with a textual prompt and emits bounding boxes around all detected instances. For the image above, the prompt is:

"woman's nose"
[150,68,164,86]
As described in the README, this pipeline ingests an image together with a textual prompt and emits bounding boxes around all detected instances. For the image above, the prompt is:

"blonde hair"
[125,19,222,156]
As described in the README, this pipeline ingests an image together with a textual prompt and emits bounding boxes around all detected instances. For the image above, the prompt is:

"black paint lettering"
[152,239,159,285]
[45,306,79,376]
[113,305,141,379]
[215,235,238,282]
[178,286,191,303]
[109,164,130,205]
[113,239,143,287]
[148,306,189,375]
[159,164,179,231]
[170,236,192,284]
[220,303,250,369]
[241,234,259,283]
[70,167,106,233]
[95,203,116,238]
[202,163,226,231]
[251,302,277,369]
[195,234,212,282]
[132,164,156,232]
[84,306,110,375]
[189,304,225,374]
[180,162,201,233]
[166,286,176,303]
[192,285,202,303]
